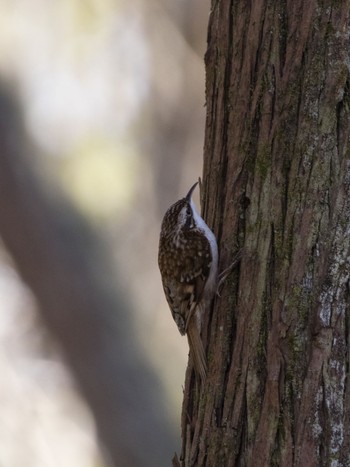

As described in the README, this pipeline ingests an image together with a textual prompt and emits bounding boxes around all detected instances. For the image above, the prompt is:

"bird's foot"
[216,249,243,296]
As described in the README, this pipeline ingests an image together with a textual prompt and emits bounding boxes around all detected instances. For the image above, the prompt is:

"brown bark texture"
[181,1,350,466]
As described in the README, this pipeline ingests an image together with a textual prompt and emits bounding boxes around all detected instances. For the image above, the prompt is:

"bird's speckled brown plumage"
[159,218,212,334]
[158,183,218,381]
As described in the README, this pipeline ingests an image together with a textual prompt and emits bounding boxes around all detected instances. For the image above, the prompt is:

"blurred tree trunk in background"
[180,1,350,466]
[0,88,176,467]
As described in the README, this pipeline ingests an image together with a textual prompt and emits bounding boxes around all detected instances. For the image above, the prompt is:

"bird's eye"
[186,207,191,216]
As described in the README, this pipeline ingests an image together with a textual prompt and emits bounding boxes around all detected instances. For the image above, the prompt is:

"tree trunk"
[180,1,350,466]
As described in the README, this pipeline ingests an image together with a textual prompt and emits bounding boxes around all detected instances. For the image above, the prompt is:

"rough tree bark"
[179,1,350,466]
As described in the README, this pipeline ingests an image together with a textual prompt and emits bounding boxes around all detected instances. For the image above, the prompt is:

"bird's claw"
[216,249,243,296]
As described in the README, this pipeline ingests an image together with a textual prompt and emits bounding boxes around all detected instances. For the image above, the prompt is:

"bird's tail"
[187,318,207,382]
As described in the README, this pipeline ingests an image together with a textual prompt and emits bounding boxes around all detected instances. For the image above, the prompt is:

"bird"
[158,181,218,382]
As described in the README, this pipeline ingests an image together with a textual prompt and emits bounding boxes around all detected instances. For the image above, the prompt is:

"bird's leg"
[217,249,243,296]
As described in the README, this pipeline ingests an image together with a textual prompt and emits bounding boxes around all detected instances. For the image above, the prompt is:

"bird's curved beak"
[186,182,198,201]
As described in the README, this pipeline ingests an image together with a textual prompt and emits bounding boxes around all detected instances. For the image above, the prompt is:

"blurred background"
[0,1,209,466]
